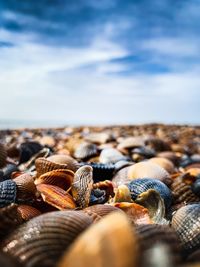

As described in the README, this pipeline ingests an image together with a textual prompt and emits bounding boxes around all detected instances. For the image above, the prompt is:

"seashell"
[71,165,93,208]
[135,224,181,264]
[171,177,199,204]
[13,173,37,203]
[148,157,175,174]
[131,146,155,162]
[181,168,200,185]
[114,202,152,225]
[99,148,127,164]
[128,161,171,186]
[17,205,41,221]
[93,180,114,199]
[35,169,74,190]
[135,189,167,224]
[0,143,7,168]
[2,210,93,267]
[157,151,180,166]
[145,137,171,152]
[85,132,112,144]
[89,189,107,205]
[117,136,144,153]
[39,135,56,147]
[171,204,200,255]
[73,142,98,160]
[114,160,133,172]
[127,178,172,209]
[191,178,200,197]
[57,212,139,267]
[112,184,132,203]
[47,154,79,171]
[112,166,132,186]
[18,141,43,164]
[187,249,200,262]
[37,184,76,210]
[0,252,21,267]
[0,204,23,239]
[80,162,115,182]
[2,164,19,180]
[0,180,17,208]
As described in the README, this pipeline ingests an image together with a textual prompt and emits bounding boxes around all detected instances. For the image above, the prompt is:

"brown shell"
[57,212,139,267]
[1,210,93,267]
[17,205,41,221]
[37,184,76,210]
[73,142,98,160]
[35,169,74,190]
[85,132,112,144]
[148,157,175,174]
[93,180,114,199]
[157,151,180,165]
[181,168,200,185]
[114,202,152,225]
[128,162,171,185]
[0,143,7,168]
[71,165,93,208]
[13,173,37,202]
[117,137,144,151]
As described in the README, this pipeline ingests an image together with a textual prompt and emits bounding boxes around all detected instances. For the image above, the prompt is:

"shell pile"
[0,124,200,267]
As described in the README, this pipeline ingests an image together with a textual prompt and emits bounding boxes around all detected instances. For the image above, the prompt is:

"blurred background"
[0,0,200,128]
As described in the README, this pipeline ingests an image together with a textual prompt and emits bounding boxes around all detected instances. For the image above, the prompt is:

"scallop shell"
[37,184,76,210]
[171,204,200,254]
[35,169,74,190]
[99,148,126,164]
[127,178,172,209]
[128,162,171,186]
[114,202,152,225]
[0,180,17,208]
[73,142,98,160]
[57,212,139,267]
[17,205,41,221]
[0,143,7,168]
[135,189,167,224]
[148,157,175,174]
[1,210,93,267]
[0,204,23,239]
[71,165,93,208]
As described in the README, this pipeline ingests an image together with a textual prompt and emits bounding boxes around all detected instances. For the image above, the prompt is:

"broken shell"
[128,162,171,186]
[171,204,200,255]
[2,210,92,267]
[17,205,41,221]
[57,212,139,267]
[35,169,74,190]
[113,184,132,203]
[99,148,126,164]
[114,202,152,225]
[148,157,175,174]
[0,143,7,168]
[0,180,17,208]
[37,184,76,210]
[135,189,167,224]
[71,165,93,208]
[73,142,98,160]
[93,180,114,199]
[127,178,172,209]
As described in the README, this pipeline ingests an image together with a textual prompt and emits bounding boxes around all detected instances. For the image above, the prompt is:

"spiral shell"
[0,143,7,168]
[0,180,17,208]
[57,212,139,267]
[2,210,93,267]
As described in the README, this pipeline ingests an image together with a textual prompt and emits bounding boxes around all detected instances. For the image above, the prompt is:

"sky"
[0,0,200,127]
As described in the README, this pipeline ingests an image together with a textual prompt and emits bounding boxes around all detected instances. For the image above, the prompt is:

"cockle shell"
[1,211,93,267]
[71,166,93,208]
[73,142,98,160]
[57,212,139,267]
[0,143,7,168]
[37,184,76,210]
[99,148,126,164]
[0,180,17,208]
[35,169,74,190]
[148,157,175,174]
[171,204,200,255]
[128,162,171,185]
[17,205,41,221]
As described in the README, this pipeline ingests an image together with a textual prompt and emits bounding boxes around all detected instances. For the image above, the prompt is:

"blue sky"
[0,0,200,126]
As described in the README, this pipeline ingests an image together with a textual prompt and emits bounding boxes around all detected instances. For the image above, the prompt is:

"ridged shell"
[114,202,152,225]
[128,162,171,185]
[57,212,139,267]
[0,252,21,267]
[171,204,200,254]
[171,178,199,204]
[35,169,74,190]
[127,178,172,209]
[1,210,93,267]
[17,205,41,221]
[73,142,98,160]
[71,166,93,208]
[148,157,175,174]
[13,173,37,202]
[0,204,23,239]
[0,143,7,168]
[135,189,167,224]
[99,148,126,164]
[0,180,17,208]
[37,184,76,210]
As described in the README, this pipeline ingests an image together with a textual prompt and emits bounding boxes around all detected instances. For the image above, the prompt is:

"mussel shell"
[0,180,17,208]
[99,148,126,164]
[0,143,7,168]
[73,142,98,160]
[127,178,172,209]
[171,204,200,255]
[1,210,93,267]
[57,212,139,267]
